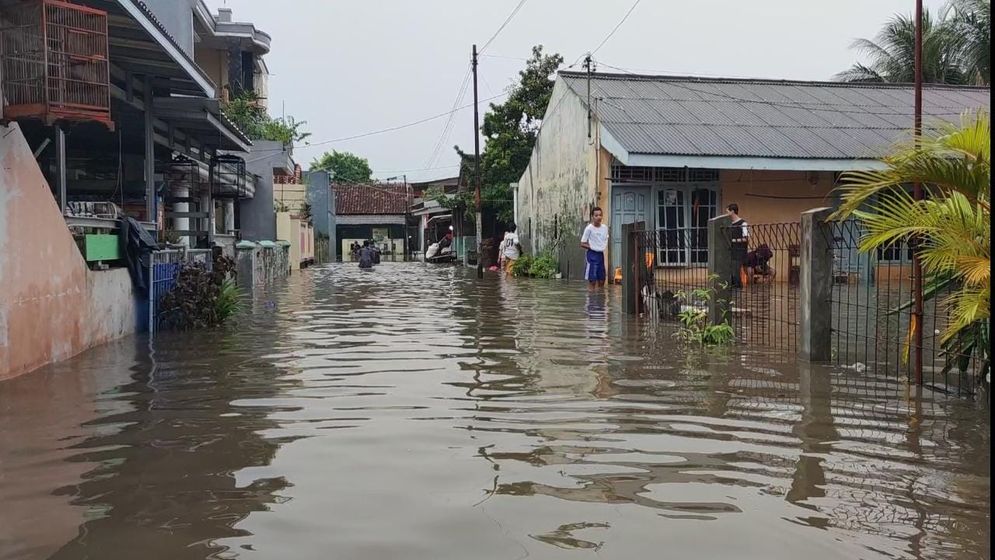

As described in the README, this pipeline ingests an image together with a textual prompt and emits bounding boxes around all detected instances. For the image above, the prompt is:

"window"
[655,183,719,266]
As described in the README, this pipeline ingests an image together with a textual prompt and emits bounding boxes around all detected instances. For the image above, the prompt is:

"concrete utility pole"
[912,0,924,384]
[583,53,593,138]
[472,44,483,279]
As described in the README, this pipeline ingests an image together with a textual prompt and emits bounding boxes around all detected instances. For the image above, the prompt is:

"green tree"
[836,9,967,84]
[447,45,563,223]
[832,112,990,382]
[946,0,991,85]
[311,151,373,183]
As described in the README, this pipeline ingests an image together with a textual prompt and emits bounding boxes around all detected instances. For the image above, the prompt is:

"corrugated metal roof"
[560,72,990,160]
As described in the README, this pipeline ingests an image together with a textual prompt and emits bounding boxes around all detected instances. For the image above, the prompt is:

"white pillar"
[419,215,426,257]
[200,191,211,243]
[224,199,235,234]
[172,184,190,247]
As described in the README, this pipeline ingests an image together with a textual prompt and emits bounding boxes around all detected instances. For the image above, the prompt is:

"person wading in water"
[358,241,375,270]
[581,207,609,291]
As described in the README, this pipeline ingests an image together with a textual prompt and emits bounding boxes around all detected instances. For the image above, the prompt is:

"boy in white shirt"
[498,223,521,275]
[580,207,609,288]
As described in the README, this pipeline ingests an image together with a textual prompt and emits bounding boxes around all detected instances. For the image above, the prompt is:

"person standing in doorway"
[726,203,749,288]
[498,224,521,276]
[581,207,609,290]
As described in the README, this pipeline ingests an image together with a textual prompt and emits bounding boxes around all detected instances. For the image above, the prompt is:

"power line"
[591,0,642,56]
[244,90,510,162]
[425,67,472,169]
[479,0,529,54]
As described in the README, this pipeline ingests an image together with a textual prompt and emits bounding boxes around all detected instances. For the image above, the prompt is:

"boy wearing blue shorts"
[581,207,609,289]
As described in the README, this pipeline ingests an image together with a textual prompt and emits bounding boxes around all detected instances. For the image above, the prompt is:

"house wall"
[516,79,604,280]
[142,0,199,56]
[194,46,228,94]
[719,170,836,225]
[241,141,291,242]
[1,124,139,381]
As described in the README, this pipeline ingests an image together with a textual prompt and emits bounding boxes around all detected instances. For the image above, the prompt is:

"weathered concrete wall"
[516,79,602,280]
[1,124,139,381]
[235,242,290,288]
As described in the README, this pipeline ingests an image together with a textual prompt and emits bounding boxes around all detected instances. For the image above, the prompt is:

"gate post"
[622,223,636,315]
[800,208,833,362]
[707,214,733,325]
[236,240,257,289]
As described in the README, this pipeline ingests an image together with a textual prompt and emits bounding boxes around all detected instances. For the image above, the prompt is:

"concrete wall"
[516,79,603,280]
[194,46,228,93]
[1,124,139,381]
[719,170,836,225]
[142,0,199,56]
[275,212,313,269]
[240,141,290,242]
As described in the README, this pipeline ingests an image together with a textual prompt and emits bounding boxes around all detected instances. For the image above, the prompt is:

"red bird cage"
[0,0,112,128]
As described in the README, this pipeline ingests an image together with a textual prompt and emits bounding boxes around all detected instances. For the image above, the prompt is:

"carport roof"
[559,71,990,167]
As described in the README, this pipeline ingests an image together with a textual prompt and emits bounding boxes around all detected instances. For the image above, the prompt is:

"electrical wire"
[479,0,529,54]
[425,68,473,169]
[243,90,510,163]
[590,0,642,56]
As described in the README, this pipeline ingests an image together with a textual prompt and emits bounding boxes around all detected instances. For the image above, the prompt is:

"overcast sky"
[206,0,946,182]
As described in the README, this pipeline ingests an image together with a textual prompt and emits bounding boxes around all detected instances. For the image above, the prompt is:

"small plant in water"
[674,278,734,346]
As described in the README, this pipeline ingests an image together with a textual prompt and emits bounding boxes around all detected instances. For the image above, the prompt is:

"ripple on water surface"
[0,262,989,560]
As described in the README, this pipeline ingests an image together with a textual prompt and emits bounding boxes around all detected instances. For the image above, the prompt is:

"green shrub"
[511,255,534,277]
[159,253,242,330]
[529,253,559,279]
[673,277,734,346]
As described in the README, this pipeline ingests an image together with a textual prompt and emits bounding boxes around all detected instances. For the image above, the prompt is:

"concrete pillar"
[224,199,235,234]
[172,184,190,247]
[622,222,637,315]
[55,125,67,215]
[144,76,155,225]
[235,240,257,289]
[707,214,733,325]
[800,207,833,362]
[199,191,211,245]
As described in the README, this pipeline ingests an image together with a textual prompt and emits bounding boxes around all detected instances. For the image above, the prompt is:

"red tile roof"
[334,183,411,215]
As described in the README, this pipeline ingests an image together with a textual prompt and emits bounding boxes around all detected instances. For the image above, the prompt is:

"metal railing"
[148,248,212,334]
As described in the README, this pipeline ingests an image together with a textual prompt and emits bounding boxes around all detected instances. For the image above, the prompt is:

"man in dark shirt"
[358,241,374,269]
[726,203,749,288]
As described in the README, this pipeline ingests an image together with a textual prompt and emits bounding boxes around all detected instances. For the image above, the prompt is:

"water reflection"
[0,263,988,560]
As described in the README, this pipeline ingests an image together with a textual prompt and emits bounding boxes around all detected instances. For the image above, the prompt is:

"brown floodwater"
[0,263,989,560]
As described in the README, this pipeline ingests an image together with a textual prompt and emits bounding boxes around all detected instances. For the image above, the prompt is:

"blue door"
[611,187,649,271]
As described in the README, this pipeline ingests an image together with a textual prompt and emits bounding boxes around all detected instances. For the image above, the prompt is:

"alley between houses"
[0,262,990,560]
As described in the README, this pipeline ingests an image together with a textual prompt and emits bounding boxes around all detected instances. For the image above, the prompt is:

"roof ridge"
[558,70,992,91]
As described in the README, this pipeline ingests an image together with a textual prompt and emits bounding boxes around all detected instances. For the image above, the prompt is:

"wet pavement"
[0,262,989,560]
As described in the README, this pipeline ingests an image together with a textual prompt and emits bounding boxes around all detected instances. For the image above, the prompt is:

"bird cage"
[0,0,112,128]
[210,154,246,199]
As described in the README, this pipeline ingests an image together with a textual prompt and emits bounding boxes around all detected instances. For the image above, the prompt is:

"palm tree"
[837,9,967,84]
[832,112,990,383]
[946,0,991,85]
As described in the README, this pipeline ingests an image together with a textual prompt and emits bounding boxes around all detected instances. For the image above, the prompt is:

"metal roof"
[559,71,990,161]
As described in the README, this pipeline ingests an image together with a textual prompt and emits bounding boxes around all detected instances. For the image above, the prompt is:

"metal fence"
[631,224,801,352]
[724,222,801,352]
[825,220,983,396]
[148,249,212,334]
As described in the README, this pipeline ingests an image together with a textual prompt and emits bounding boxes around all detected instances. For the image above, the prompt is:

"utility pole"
[472,44,483,279]
[912,0,924,385]
[583,53,593,138]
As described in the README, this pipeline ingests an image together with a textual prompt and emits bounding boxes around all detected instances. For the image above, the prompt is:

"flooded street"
[0,263,989,560]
